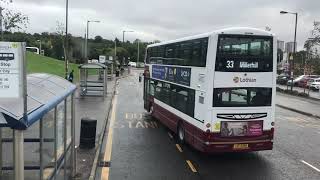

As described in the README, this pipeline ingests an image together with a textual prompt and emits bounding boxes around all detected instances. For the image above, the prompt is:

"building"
[285,42,297,53]
[277,40,285,51]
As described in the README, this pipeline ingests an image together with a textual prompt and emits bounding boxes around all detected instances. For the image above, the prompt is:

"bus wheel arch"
[177,121,185,144]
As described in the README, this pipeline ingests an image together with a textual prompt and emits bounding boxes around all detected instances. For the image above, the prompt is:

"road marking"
[101,94,118,180]
[301,160,320,173]
[175,144,183,153]
[186,160,197,173]
[168,132,173,139]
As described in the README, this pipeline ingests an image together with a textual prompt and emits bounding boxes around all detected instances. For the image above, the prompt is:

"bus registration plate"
[233,144,249,149]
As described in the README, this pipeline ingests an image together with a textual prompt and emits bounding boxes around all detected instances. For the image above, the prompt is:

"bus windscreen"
[215,35,273,72]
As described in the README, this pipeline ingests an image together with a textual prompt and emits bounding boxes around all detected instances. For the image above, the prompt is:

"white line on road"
[301,160,320,173]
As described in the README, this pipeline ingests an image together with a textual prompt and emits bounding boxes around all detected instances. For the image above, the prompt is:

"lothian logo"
[233,77,239,83]
[233,76,257,83]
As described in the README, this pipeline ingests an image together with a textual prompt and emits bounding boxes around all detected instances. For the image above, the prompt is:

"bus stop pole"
[103,68,107,98]
[14,42,27,180]
[39,118,43,180]
[14,130,24,180]
[0,128,2,176]
[71,93,76,177]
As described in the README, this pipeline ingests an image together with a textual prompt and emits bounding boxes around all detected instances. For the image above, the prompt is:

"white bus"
[143,27,276,152]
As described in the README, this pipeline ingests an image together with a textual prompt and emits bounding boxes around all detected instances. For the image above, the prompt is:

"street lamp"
[65,0,69,79]
[37,40,42,55]
[85,20,100,61]
[280,10,298,91]
[122,30,134,43]
[137,39,140,66]
[122,30,134,65]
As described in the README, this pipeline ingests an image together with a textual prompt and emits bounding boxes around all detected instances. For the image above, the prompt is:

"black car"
[277,75,290,85]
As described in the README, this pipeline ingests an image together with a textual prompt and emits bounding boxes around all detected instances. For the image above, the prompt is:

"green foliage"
[3,31,154,65]
[1,0,29,32]
[27,52,79,82]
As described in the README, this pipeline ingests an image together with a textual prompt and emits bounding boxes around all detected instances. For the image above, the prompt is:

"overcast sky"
[8,0,320,49]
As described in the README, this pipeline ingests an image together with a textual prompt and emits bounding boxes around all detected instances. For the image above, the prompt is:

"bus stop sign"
[0,42,24,98]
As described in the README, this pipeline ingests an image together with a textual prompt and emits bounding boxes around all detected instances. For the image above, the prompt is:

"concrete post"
[14,130,24,180]
[71,93,76,177]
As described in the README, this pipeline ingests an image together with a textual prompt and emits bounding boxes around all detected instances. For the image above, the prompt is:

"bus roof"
[147,27,275,48]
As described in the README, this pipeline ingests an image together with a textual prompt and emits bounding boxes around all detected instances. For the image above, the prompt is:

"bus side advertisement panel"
[152,65,191,86]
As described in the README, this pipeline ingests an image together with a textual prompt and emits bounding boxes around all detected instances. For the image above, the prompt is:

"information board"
[0,42,24,98]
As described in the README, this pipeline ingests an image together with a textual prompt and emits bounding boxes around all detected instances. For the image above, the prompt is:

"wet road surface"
[101,69,320,180]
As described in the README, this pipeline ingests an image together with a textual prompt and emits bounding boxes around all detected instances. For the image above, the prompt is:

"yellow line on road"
[175,144,183,153]
[186,160,197,173]
[101,94,118,180]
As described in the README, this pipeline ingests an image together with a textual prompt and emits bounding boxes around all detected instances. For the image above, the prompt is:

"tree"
[94,35,103,43]
[0,0,29,33]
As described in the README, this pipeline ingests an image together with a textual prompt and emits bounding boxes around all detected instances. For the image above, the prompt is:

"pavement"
[73,75,116,179]
[94,69,320,180]
[276,92,320,118]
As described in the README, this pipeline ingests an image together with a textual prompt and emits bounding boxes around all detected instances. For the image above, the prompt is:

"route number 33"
[226,60,234,68]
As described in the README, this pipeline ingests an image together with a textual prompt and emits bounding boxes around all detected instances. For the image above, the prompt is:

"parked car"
[276,75,290,85]
[128,61,137,67]
[287,75,320,87]
[310,82,320,91]
[307,78,320,87]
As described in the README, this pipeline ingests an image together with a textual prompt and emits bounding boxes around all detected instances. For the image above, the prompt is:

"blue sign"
[152,65,191,86]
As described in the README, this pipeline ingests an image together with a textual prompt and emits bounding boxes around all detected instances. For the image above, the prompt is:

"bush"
[298,92,309,97]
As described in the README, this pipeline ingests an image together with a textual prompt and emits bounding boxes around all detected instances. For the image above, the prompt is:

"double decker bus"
[143,27,276,152]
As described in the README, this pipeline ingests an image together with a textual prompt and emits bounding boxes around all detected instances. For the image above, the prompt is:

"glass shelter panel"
[42,109,56,179]
[1,128,14,179]
[24,120,40,180]
[56,102,65,161]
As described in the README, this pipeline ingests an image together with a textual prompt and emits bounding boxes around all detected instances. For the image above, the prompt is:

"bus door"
[143,77,150,110]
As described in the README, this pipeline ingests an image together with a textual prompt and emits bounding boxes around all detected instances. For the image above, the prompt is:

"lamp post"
[280,10,298,91]
[65,0,69,79]
[137,39,140,66]
[85,20,100,61]
[122,30,134,43]
[37,40,42,55]
[121,30,134,65]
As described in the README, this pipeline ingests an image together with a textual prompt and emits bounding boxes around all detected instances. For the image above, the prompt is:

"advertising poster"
[220,121,263,137]
[152,65,191,86]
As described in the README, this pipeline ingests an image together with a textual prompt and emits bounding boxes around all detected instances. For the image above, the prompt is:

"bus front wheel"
[177,123,185,144]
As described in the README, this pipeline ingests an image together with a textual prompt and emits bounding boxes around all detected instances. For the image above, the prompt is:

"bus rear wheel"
[177,123,185,144]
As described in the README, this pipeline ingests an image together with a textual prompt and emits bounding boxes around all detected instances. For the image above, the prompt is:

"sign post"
[0,42,26,180]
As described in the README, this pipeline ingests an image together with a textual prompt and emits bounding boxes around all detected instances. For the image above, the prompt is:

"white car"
[310,82,320,91]
[128,61,137,67]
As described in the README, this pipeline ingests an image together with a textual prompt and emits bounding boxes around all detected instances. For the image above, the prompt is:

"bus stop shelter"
[78,63,108,97]
[0,73,76,180]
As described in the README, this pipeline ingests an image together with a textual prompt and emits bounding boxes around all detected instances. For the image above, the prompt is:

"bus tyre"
[177,123,185,144]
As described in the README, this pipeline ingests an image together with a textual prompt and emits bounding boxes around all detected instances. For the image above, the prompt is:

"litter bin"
[116,70,119,77]
[79,118,97,149]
